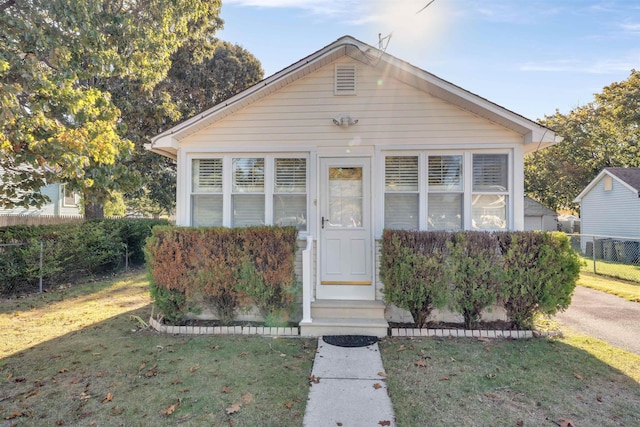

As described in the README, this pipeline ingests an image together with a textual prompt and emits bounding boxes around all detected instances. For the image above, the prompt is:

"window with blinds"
[472,154,507,192]
[192,159,223,226]
[232,158,264,227]
[192,159,222,192]
[335,64,356,95]
[428,155,462,191]
[472,154,508,230]
[384,156,418,230]
[274,158,307,230]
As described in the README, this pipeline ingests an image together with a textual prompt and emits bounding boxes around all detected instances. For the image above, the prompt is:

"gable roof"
[524,196,557,216]
[574,167,640,202]
[150,35,559,159]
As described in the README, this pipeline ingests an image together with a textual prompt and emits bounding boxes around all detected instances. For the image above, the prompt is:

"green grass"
[2,270,640,426]
[0,270,316,426]
[580,256,640,284]
[380,333,640,427]
[578,271,640,302]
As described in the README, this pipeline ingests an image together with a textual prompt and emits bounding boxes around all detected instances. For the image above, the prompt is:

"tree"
[0,0,222,217]
[116,39,264,217]
[525,70,640,211]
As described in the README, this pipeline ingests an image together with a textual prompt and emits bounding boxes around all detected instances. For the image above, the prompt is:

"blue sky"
[217,0,640,121]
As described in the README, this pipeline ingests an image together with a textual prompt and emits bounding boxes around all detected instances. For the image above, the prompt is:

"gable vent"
[335,64,356,95]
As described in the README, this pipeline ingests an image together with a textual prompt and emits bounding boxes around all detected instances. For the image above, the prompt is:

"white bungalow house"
[150,35,559,336]
[574,167,640,261]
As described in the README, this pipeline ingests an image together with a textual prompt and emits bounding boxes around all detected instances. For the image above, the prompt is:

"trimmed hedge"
[145,226,299,325]
[381,230,581,329]
[0,219,169,295]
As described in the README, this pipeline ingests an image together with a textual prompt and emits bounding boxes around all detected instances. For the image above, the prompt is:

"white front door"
[317,157,374,300]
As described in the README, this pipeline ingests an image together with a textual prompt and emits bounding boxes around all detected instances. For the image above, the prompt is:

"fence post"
[39,241,44,293]
[592,237,597,274]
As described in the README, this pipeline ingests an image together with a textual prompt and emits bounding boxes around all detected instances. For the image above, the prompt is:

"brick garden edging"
[150,316,553,339]
[389,328,553,338]
[149,316,299,336]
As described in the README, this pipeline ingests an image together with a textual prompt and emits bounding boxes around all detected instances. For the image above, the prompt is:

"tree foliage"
[525,69,640,211]
[0,0,223,215]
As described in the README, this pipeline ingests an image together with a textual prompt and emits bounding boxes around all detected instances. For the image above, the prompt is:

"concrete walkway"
[303,338,396,427]
[555,286,640,355]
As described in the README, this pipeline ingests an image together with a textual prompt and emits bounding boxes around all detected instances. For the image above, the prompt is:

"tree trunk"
[85,201,105,219]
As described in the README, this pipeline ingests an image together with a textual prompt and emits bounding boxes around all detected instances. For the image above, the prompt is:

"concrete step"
[300,317,389,338]
[310,299,386,320]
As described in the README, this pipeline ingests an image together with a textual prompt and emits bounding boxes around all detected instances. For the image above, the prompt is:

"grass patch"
[580,257,640,284]
[0,271,316,426]
[380,334,640,426]
[577,272,640,302]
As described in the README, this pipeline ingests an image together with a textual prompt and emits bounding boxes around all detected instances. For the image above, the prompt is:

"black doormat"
[322,335,378,348]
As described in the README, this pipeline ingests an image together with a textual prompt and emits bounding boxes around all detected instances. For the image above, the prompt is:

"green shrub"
[144,226,299,325]
[448,231,505,329]
[0,219,168,295]
[497,231,581,329]
[380,230,452,327]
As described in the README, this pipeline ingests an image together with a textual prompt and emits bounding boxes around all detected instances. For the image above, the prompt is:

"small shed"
[524,196,557,231]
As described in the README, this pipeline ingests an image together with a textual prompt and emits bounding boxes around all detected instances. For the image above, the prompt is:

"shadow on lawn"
[0,304,315,427]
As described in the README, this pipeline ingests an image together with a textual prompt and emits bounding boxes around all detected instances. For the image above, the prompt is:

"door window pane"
[328,167,362,227]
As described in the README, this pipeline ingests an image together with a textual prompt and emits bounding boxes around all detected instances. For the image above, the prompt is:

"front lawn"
[0,270,316,426]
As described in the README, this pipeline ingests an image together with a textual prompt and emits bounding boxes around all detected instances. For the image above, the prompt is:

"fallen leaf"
[222,386,232,394]
[226,403,242,415]
[373,383,382,390]
[7,372,13,380]
[14,377,26,382]
[397,345,406,352]
[280,353,287,358]
[559,418,576,427]
[241,393,254,404]
[96,372,106,378]
[439,376,450,381]
[414,360,427,368]
[484,393,497,399]
[161,399,181,416]
[102,392,113,404]
[309,375,320,384]
[189,364,200,373]
[284,401,293,409]
[56,420,65,425]
[516,421,523,427]
[4,410,23,420]
[238,352,249,357]
[596,396,603,403]
[170,379,183,385]
[25,388,40,398]
[378,371,387,377]
[573,373,584,380]
[379,421,391,426]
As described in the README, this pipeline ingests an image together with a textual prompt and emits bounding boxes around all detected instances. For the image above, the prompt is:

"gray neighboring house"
[0,182,81,217]
[524,196,558,231]
[574,167,640,260]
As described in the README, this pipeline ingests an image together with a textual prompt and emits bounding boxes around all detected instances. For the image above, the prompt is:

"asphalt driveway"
[555,286,640,355]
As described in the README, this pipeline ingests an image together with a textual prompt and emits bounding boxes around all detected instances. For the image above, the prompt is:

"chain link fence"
[568,234,640,283]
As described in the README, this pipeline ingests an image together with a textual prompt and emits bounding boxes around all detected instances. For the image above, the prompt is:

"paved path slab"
[303,338,395,427]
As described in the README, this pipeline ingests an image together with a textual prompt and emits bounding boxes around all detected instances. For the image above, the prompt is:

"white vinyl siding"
[472,154,508,230]
[190,155,308,230]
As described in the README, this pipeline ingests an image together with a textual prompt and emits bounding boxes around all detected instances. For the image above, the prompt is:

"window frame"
[382,150,512,232]
[188,154,309,232]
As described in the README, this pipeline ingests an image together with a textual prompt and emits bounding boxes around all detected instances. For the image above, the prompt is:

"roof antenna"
[378,32,392,51]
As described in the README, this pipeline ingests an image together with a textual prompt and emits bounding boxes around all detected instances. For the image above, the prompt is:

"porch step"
[310,299,386,320]
[300,317,389,338]
[300,300,389,337]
